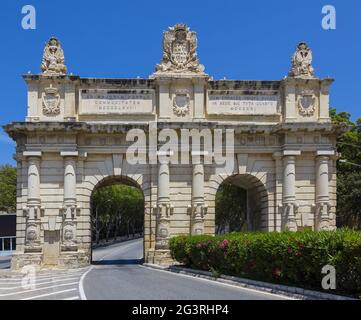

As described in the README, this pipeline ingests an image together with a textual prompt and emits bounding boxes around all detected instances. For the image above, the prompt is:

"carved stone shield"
[171,40,189,65]
[173,93,190,116]
[298,94,316,116]
[42,86,60,116]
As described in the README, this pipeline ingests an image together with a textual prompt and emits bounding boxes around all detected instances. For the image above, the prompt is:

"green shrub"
[169,229,361,296]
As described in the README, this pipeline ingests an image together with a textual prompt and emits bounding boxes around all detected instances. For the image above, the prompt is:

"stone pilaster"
[64,82,77,122]
[282,77,297,122]
[192,77,206,120]
[25,81,40,122]
[315,150,334,230]
[158,80,171,120]
[319,79,334,122]
[23,151,42,252]
[282,150,300,231]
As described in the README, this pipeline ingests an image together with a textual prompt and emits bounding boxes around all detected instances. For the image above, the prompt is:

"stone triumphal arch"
[4,25,342,269]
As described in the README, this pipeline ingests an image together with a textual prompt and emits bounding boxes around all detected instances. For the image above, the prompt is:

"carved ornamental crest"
[297,91,317,116]
[173,92,190,116]
[155,24,205,74]
[42,85,60,116]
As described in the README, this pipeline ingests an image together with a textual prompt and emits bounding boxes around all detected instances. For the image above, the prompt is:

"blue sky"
[0,0,360,165]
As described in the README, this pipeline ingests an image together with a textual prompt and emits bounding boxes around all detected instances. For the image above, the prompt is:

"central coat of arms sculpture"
[155,23,205,75]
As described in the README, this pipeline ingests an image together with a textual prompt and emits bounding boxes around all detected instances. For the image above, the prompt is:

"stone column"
[273,152,283,231]
[282,151,300,231]
[64,157,77,206]
[158,162,170,203]
[27,157,41,206]
[61,151,79,250]
[190,157,207,235]
[315,151,334,230]
[23,151,42,251]
[155,160,172,249]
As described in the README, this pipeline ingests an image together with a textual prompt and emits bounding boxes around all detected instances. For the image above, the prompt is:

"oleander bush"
[169,229,361,296]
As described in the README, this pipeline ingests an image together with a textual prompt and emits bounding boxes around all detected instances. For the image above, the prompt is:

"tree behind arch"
[0,164,16,213]
[215,183,247,234]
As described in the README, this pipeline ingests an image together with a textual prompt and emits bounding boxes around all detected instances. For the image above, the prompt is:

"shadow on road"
[92,258,144,266]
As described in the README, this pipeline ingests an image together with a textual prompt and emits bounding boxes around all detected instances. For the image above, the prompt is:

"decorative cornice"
[3,121,348,141]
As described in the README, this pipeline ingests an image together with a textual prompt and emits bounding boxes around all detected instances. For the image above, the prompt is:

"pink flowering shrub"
[219,239,229,249]
[169,229,361,296]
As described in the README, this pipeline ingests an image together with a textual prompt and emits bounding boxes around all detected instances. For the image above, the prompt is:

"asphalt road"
[82,238,290,300]
[0,239,291,300]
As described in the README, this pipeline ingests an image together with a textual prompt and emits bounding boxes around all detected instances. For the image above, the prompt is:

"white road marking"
[21,288,77,300]
[79,267,92,301]
[63,295,80,300]
[0,281,78,297]
[0,277,80,290]
[0,271,85,282]
[1,265,89,300]
[139,265,296,300]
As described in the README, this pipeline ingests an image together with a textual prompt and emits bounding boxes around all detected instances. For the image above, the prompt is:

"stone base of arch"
[10,249,91,270]
[146,249,173,266]
[10,248,173,270]
[11,253,43,270]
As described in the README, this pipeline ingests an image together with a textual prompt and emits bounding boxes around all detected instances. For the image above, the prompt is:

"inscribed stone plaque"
[208,95,279,115]
[80,89,154,115]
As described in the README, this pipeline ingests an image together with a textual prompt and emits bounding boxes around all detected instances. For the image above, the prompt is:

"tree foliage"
[91,184,144,242]
[215,183,247,234]
[330,108,361,229]
[0,164,16,213]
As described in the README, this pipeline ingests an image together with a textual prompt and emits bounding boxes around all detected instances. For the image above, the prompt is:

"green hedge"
[169,230,361,296]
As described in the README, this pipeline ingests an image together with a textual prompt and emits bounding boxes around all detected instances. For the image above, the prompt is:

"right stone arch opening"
[215,174,269,234]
